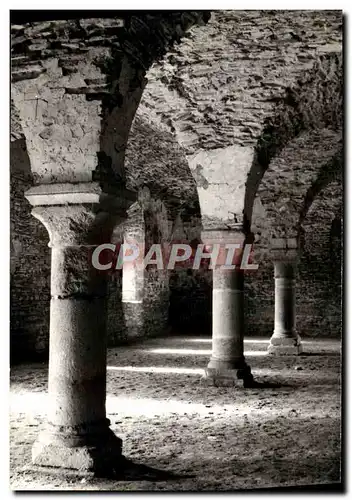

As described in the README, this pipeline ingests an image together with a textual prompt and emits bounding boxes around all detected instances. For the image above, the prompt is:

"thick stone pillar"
[202,229,253,387]
[11,12,211,474]
[268,239,302,355]
[25,182,135,472]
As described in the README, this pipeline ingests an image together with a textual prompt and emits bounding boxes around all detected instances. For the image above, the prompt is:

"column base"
[202,359,254,387]
[32,420,123,473]
[268,334,303,356]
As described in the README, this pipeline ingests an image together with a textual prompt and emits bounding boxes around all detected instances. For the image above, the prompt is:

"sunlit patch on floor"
[9,390,340,421]
[107,366,204,375]
[143,348,211,355]
[186,338,270,345]
[143,348,268,356]
[10,336,341,491]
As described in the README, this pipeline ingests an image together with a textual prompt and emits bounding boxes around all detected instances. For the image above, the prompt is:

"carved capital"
[25,182,136,247]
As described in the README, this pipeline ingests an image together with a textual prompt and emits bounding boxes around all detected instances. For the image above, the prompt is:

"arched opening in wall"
[113,110,207,341]
[243,52,342,233]
[10,14,212,359]
[297,176,342,338]
[10,136,51,363]
[131,17,342,340]
[248,133,342,338]
[243,53,342,339]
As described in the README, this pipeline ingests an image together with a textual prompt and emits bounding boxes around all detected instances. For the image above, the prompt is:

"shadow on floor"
[95,456,195,482]
[300,352,341,357]
[244,379,293,389]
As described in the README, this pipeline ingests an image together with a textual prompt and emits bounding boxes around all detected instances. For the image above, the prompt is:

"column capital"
[201,226,247,247]
[270,237,299,262]
[25,182,136,247]
[274,260,297,279]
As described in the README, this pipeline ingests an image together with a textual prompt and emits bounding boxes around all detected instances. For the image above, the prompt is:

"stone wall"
[10,139,51,362]
[10,119,342,365]
[10,140,342,365]
[10,11,343,363]
[296,182,342,337]
[168,238,342,339]
[142,10,342,152]
[106,196,172,345]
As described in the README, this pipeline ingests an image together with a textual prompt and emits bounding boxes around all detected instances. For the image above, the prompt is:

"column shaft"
[25,199,127,472]
[47,247,107,431]
[205,268,252,387]
[268,261,302,355]
[211,268,245,367]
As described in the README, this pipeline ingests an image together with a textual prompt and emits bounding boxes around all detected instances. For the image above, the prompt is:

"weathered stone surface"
[125,115,200,220]
[107,196,172,344]
[30,204,120,247]
[10,138,51,362]
[204,262,253,387]
[138,11,342,226]
[142,11,342,153]
[32,423,122,471]
[187,146,254,227]
[268,335,303,356]
[10,11,343,365]
[11,13,209,185]
[202,364,253,388]
[50,246,107,298]
[296,182,342,337]
[24,184,130,471]
[268,260,302,355]
[254,128,342,241]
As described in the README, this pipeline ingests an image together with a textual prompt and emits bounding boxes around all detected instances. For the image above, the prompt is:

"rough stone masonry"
[10,10,342,475]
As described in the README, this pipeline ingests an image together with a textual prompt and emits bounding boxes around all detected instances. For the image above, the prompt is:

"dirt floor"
[9,335,341,491]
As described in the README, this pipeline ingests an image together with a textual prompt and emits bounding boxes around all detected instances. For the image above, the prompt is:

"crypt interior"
[10,10,342,491]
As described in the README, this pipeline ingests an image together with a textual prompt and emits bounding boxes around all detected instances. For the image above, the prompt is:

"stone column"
[268,240,302,355]
[202,229,253,387]
[25,182,135,472]
[121,202,145,338]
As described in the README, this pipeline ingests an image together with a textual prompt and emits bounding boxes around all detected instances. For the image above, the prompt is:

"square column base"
[201,364,254,387]
[268,334,303,356]
[32,428,123,473]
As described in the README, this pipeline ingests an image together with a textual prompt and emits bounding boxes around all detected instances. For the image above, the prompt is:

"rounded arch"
[298,149,342,233]
[253,127,342,242]
[125,109,202,229]
[122,109,207,336]
[11,13,209,186]
[137,13,342,232]
[301,180,342,257]
[244,52,342,232]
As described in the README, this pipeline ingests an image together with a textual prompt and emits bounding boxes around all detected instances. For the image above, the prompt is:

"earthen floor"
[10,336,341,491]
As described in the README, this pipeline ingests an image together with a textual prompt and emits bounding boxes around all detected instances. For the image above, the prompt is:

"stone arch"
[106,110,205,342]
[300,180,342,258]
[125,111,202,226]
[253,127,342,245]
[138,12,342,232]
[11,13,210,186]
[244,52,342,233]
[298,149,342,243]
[10,14,210,354]
[124,112,208,335]
[247,122,342,340]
